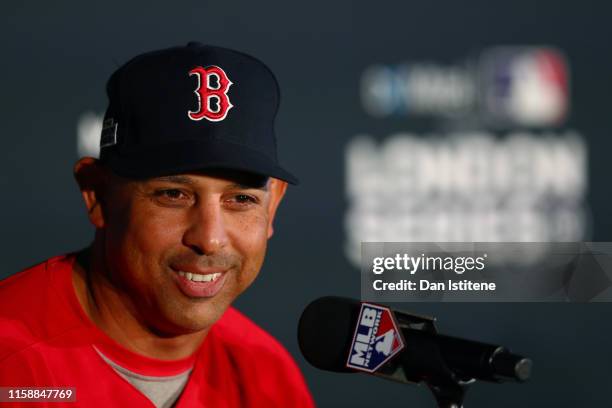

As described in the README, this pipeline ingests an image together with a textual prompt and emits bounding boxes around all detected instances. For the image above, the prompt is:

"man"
[0,42,315,407]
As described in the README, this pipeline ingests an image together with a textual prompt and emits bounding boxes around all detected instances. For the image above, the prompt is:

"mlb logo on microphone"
[480,47,569,126]
[346,303,405,373]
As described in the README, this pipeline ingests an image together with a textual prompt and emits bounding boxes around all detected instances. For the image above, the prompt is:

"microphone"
[298,296,532,387]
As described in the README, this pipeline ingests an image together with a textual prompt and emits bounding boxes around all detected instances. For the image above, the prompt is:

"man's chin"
[153,303,230,336]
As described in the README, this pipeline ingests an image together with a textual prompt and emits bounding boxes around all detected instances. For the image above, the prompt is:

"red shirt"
[0,255,315,407]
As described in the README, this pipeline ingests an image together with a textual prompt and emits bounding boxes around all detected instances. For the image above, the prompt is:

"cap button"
[187,41,203,48]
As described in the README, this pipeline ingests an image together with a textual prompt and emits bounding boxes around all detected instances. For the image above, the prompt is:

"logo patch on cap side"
[100,118,118,148]
[188,65,234,122]
[346,302,405,373]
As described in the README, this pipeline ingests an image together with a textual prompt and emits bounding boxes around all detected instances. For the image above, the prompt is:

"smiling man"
[0,43,314,407]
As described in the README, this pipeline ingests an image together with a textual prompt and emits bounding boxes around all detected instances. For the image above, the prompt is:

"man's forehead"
[151,169,270,190]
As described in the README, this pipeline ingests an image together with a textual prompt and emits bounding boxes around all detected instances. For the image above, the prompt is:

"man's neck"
[71,245,207,360]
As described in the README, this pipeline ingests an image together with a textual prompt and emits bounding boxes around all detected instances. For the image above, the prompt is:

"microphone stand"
[373,310,474,408]
[426,373,471,408]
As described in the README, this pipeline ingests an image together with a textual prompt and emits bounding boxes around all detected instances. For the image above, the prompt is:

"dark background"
[2,1,611,406]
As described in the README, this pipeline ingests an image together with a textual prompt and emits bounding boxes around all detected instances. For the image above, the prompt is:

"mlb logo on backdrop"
[480,47,569,127]
[346,303,405,373]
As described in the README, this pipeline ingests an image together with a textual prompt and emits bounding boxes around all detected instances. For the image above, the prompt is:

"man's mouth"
[170,265,229,298]
[175,270,222,283]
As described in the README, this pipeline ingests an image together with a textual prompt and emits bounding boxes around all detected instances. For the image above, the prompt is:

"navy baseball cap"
[98,42,298,184]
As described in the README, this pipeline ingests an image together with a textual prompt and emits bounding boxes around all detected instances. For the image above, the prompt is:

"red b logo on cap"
[188,65,233,122]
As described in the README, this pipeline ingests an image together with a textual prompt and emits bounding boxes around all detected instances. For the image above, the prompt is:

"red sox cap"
[99,42,298,184]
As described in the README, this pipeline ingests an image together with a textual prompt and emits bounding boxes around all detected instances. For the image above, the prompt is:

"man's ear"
[266,178,288,238]
[73,157,107,229]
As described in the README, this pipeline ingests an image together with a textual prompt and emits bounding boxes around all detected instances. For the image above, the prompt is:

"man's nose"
[182,202,229,255]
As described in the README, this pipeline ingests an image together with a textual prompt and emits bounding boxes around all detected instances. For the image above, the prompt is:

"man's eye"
[225,194,259,208]
[234,194,257,203]
[160,189,184,199]
[153,189,192,205]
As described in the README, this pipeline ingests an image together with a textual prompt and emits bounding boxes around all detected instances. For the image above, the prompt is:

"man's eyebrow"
[154,175,196,185]
[226,181,269,191]
[151,175,269,190]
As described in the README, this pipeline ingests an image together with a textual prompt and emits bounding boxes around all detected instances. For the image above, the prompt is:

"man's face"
[96,169,286,335]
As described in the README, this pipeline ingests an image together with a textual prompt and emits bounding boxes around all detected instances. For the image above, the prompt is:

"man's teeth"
[176,271,222,282]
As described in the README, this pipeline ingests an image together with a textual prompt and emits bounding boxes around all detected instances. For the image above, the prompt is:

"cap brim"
[103,139,299,185]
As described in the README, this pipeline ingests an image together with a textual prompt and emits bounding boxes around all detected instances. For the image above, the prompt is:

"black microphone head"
[297,296,362,373]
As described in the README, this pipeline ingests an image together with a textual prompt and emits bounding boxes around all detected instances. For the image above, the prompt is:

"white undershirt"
[94,347,193,408]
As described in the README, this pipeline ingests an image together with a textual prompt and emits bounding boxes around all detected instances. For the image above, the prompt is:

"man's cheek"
[236,226,268,257]
[131,212,185,249]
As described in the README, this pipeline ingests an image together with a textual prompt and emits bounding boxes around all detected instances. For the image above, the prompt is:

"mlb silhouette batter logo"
[188,65,234,122]
[481,47,568,126]
[346,302,405,373]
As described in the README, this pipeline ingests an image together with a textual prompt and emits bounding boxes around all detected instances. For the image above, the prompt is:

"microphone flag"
[346,302,405,373]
